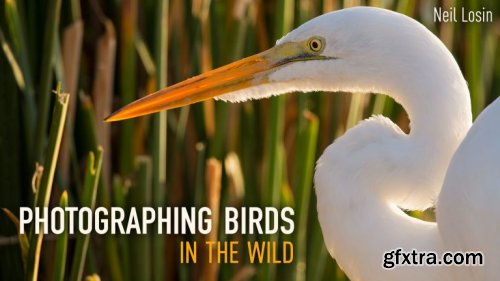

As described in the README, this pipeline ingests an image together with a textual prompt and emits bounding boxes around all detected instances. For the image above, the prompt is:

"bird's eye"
[308,37,324,52]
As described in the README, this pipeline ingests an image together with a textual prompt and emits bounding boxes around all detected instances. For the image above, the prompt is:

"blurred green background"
[0,0,499,280]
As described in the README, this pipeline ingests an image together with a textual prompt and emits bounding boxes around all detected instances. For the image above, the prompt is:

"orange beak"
[105,50,277,122]
[105,39,330,122]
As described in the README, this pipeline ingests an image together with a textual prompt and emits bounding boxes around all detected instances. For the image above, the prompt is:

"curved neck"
[314,55,471,281]
[316,188,450,281]
[399,82,471,142]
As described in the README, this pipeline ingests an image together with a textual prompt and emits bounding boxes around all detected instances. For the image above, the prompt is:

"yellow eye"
[308,37,324,52]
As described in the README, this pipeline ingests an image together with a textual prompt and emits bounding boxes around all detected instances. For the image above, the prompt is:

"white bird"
[106,7,500,281]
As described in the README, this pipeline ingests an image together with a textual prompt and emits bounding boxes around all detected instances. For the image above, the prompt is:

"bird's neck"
[390,61,472,143]
[314,64,472,280]
[315,126,452,281]
[316,188,450,280]
[399,77,472,204]
[404,87,471,143]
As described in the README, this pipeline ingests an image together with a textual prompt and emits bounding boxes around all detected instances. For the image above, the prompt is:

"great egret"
[106,7,500,281]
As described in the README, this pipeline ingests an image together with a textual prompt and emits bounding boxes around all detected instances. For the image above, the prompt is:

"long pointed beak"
[105,49,277,122]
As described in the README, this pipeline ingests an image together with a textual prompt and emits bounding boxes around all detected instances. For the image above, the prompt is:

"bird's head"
[105,7,459,122]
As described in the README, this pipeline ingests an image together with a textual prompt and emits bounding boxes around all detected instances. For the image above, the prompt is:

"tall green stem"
[26,86,69,281]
